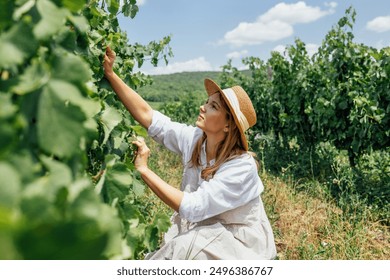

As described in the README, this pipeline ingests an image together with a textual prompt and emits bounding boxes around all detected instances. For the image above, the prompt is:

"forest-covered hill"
[138,71,222,102]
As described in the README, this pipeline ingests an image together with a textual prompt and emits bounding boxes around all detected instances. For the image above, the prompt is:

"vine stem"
[92,169,105,182]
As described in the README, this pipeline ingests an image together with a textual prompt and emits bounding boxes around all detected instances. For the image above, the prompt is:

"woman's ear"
[223,126,229,133]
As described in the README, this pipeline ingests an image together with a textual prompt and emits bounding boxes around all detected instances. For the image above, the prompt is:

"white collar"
[201,140,215,167]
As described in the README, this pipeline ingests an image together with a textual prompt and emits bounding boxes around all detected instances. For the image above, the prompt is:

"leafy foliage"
[160,92,205,124]
[0,0,172,259]
[223,8,389,158]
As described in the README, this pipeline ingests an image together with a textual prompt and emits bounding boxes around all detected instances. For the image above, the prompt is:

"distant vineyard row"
[221,8,389,164]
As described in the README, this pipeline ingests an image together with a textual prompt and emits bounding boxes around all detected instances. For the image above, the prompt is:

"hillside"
[138,71,222,102]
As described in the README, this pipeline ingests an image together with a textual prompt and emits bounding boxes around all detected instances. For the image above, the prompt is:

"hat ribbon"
[222,88,250,131]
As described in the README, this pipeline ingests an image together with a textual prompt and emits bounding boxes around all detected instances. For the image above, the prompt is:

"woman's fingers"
[132,137,150,156]
[103,47,115,65]
[103,47,116,77]
[131,137,150,171]
[132,136,145,148]
[105,46,116,59]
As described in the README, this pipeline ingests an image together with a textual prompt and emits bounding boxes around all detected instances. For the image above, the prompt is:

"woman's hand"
[132,136,151,174]
[131,137,184,213]
[103,46,116,78]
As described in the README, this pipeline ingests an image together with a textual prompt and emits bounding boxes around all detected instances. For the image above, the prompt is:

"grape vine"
[0,0,172,259]
[220,7,389,210]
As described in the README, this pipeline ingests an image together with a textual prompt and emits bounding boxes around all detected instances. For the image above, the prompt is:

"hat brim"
[204,78,249,151]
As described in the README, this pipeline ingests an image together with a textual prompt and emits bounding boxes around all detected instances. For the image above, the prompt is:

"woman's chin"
[195,120,203,129]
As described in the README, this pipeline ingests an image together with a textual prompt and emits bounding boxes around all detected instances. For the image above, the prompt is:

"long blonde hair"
[190,95,251,180]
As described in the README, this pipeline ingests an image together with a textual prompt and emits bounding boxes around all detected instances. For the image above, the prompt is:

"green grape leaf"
[143,213,171,251]
[0,96,19,156]
[0,95,17,119]
[37,80,87,158]
[0,123,16,157]
[144,213,170,251]
[67,178,93,203]
[151,212,171,233]
[51,51,91,86]
[54,26,78,51]
[131,178,145,197]
[144,225,159,251]
[122,2,139,18]
[0,162,21,208]
[67,14,89,33]
[13,0,35,21]
[61,0,87,12]
[10,58,49,95]
[50,78,100,119]
[104,162,133,203]
[126,220,146,258]
[0,21,38,68]
[131,125,148,138]
[20,177,61,223]
[34,0,68,41]
[99,105,123,145]
[107,0,120,15]
[0,0,14,30]
[40,155,72,191]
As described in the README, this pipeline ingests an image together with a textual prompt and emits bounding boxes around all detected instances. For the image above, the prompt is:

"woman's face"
[196,93,229,137]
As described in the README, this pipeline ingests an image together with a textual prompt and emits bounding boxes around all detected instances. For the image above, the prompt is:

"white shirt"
[148,110,264,223]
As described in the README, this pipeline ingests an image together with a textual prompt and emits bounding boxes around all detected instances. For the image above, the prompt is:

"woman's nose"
[200,105,205,112]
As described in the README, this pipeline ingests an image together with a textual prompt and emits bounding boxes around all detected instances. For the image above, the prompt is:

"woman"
[103,47,277,260]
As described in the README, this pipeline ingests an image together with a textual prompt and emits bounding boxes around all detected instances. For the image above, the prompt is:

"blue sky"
[118,0,390,75]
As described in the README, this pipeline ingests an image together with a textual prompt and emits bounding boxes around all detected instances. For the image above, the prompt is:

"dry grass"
[261,175,389,260]
[145,141,390,260]
[143,140,181,216]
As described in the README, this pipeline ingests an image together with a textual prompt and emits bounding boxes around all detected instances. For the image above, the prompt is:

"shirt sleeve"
[147,110,201,160]
[178,155,263,223]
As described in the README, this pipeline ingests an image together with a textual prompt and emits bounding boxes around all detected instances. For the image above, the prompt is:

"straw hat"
[204,78,256,151]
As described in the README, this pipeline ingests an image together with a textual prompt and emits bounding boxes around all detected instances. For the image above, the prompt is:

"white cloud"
[259,1,336,24]
[145,57,214,75]
[273,44,286,55]
[366,16,390,33]
[223,21,293,47]
[221,1,336,47]
[226,50,249,59]
[325,2,338,9]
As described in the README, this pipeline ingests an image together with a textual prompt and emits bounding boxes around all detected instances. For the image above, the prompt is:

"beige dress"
[146,111,277,260]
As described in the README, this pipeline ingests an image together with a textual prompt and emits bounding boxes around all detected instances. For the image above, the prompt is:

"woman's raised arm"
[103,46,153,129]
